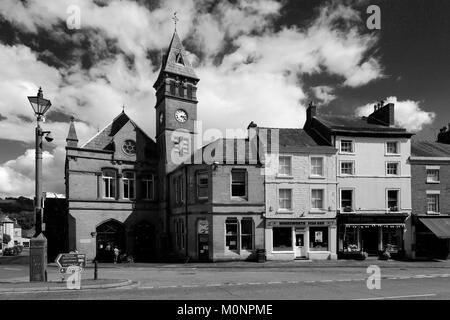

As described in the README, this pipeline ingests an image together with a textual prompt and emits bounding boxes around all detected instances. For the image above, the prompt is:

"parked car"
[2,247,19,256]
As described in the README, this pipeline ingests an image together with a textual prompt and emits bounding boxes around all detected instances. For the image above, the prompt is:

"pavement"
[0,257,449,299]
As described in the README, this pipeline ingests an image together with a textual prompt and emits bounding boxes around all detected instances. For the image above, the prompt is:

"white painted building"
[254,126,338,260]
[304,102,414,258]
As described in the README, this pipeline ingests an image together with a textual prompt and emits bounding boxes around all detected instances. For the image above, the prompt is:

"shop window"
[341,189,353,212]
[273,227,292,251]
[278,189,292,211]
[231,169,246,198]
[386,162,399,175]
[340,161,354,175]
[427,193,440,214]
[225,219,238,251]
[382,227,402,253]
[386,141,399,154]
[426,169,440,183]
[241,219,253,250]
[102,169,117,199]
[310,157,324,177]
[340,140,354,153]
[141,174,155,200]
[197,171,209,200]
[311,189,324,210]
[343,227,359,252]
[309,227,329,251]
[387,190,399,212]
[123,171,135,199]
[278,156,292,176]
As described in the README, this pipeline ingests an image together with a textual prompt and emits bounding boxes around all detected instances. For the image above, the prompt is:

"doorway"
[361,227,379,255]
[96,220,126,262]
[134,222,155,262]
[295,230,306,258]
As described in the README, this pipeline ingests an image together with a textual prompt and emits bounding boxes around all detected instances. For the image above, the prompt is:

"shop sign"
[267,220,335,227]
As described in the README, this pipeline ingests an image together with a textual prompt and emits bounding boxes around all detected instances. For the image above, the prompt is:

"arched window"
[187,85,193,99]
[102,169,117,199]
[178,82,184,98]
[123,171,136,199]
[170,81,176,95]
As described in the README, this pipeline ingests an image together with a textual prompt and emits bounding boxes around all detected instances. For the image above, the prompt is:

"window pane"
[309,227,329,251]
[103,178,110,198]
[341,140,353,153]
[279,189,292,210]
[341,162,353,175]
[231,170,246,197]
[387,163,398,175]
[241,219,253,250]
[124,179,129,198]
[427,169,439,182]
[279,156,291,175]
[273,227,292,251]
[226,220,238,250]
[387,142,398,154]
[312,189,324,209]
[388,190,398,211]
[427,194,439,212]
[341,190,353,209]
[198,172,209,199]
[311,158,323,176]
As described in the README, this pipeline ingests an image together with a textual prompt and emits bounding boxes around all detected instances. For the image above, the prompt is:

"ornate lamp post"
[27,87,53,282]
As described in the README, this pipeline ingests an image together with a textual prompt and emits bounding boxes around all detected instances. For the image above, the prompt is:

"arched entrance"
[134,221,155,262]
[96,220,126,262]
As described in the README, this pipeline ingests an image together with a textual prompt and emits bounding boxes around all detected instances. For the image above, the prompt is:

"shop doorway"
[96,219,126,262]
[361,227,378,255]
[295,230,306,258]
[134,221,155,262]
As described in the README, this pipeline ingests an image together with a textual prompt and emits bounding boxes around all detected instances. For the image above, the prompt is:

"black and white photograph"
[0,0,449,314]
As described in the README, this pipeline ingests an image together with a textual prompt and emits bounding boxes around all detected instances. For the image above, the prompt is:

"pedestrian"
[114,246,120,264]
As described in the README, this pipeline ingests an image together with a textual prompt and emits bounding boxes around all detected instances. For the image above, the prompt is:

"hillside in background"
[0,197,34,230]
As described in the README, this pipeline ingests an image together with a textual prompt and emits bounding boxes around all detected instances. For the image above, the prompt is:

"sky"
[0,0,448,198]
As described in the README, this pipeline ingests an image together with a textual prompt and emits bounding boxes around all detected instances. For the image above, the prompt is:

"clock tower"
[154,30,199,174]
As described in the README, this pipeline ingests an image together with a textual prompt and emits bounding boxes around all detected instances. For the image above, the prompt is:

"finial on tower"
[122,104,125,113]
[172,12,179,31]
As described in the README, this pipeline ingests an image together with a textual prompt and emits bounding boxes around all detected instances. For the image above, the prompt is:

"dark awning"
[419,218,450,239]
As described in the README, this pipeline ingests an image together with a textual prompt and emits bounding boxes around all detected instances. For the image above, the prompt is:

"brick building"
[410,128,450,259]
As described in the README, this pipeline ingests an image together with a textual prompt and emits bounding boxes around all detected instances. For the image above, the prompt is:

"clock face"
[159,112,164,124]
[174,109,188,123]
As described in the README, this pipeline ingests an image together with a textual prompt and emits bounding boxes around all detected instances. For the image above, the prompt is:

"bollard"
[94,260,98,280]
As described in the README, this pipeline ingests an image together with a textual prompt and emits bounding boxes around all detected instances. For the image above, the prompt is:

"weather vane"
[172,12,179,30]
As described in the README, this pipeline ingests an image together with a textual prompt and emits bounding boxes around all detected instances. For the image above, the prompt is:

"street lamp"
[27,87,52,282]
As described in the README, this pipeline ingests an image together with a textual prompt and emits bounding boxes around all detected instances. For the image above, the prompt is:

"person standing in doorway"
[114,246,120,264]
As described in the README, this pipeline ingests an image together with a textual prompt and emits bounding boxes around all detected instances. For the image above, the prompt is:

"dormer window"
[175,52,184,65]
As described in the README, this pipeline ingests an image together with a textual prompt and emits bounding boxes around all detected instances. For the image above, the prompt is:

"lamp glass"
[28,96,52,116]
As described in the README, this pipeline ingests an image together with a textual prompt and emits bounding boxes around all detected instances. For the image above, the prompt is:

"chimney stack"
[307,101,317,120]
[367,101,395,127]
[437,123,450,144]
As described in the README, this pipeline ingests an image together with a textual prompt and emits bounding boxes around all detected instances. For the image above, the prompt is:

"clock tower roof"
[154,30,198,88]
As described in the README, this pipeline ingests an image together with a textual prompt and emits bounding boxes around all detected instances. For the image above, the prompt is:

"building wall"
[336,136,412,213]
[411,162,450,215]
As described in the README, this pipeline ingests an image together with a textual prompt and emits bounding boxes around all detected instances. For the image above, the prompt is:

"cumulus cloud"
[311,85,336,105]
[0,0,384,197]
[355,96,436,132]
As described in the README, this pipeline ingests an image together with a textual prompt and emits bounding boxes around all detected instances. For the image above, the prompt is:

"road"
[1,261,450,299]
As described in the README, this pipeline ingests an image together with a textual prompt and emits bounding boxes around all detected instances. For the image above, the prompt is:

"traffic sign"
[55,253,86,268]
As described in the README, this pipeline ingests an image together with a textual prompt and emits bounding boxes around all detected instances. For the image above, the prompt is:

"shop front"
[338,213,408,258]
[414,216,450,260]
[265,219,337,260]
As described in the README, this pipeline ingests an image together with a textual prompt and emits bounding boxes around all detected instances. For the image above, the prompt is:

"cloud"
[0,147,66,197]
[355,96,436,132]
[311,86,336,105]
[0,0,384,196]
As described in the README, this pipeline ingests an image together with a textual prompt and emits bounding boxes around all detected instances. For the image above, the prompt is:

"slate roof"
[81,112,155,151]
[157,31,198,81]
[262,128,337,153]
[411,141,450,157]
[315,114,412,135]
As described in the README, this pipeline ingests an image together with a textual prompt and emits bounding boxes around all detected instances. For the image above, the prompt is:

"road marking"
[2,267,22,271]
[356,293,436,300]
[205,284,221,287]
[319,280,333,283]
[267,281,282,284]
[247,282,263,285]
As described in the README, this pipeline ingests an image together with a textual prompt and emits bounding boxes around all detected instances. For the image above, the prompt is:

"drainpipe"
[185,165,189,259]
